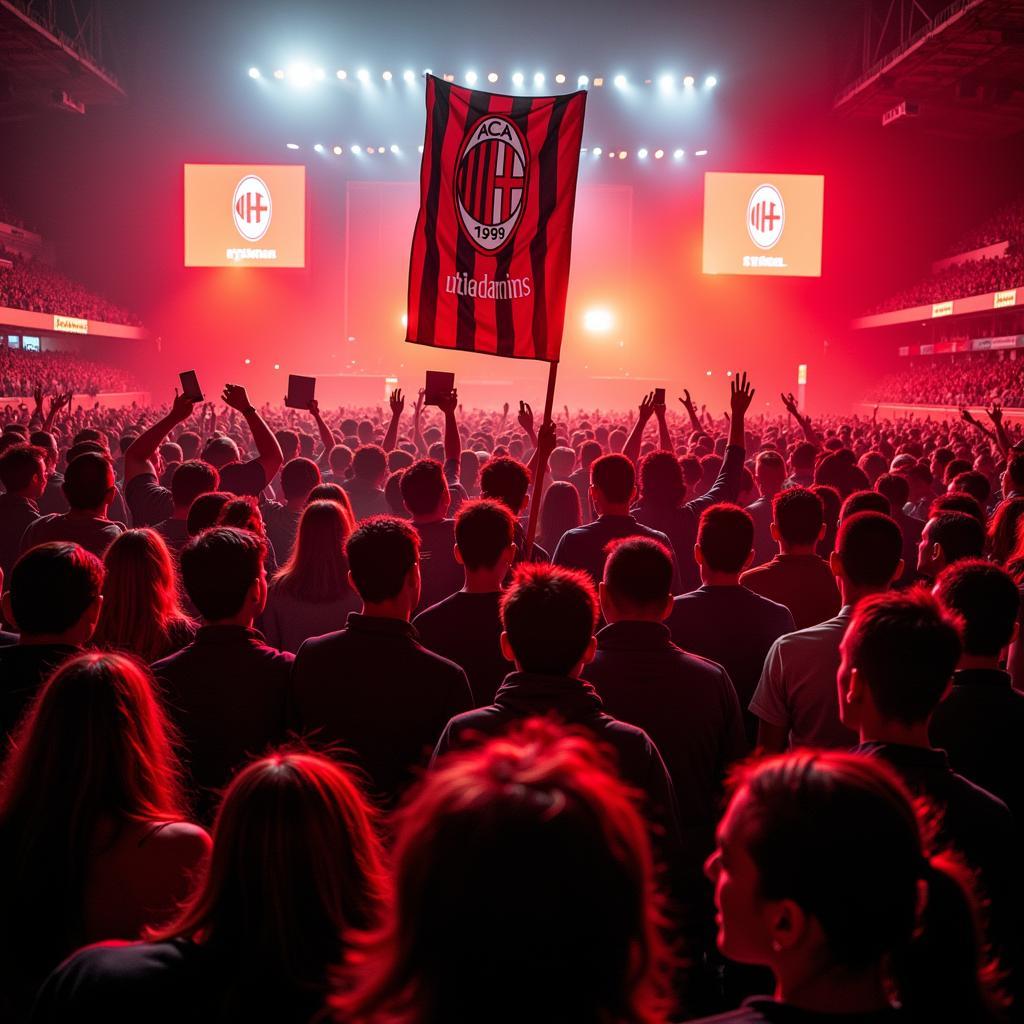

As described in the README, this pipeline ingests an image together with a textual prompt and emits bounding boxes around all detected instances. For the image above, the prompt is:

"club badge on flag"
[406,74,587,362]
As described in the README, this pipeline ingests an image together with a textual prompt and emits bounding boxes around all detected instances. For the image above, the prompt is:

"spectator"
[156,461,219,552]
[479,454,550,564]
[0,542,103,737]
[185,491,231,537]
[0,653,210,1021]
[916,511,986,581]
[751,512,903,752]
[568,438,602,523]
[0,443,45,579]
[875,471,924,586]
[289,516,472,805]
[92,529,196,662]
[536,479,581,557]
[400,459,463,611]
[740,487,841,630]
[987,495,1024,565]
[152,527,292,821]
[30,431,66,516]
[262,456,321,562]
[413,499,516,706]
[747,450,787,567]
[668,504,795,744]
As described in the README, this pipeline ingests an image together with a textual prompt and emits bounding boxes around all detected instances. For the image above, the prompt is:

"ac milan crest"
[454,115,529,255]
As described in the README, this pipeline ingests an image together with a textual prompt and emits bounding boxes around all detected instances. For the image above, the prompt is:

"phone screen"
[179,371,204,402]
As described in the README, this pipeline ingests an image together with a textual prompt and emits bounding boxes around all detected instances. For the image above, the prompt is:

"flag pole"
[523,359,559,560]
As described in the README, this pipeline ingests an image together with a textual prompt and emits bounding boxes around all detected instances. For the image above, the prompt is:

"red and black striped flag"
[406,75,586,362]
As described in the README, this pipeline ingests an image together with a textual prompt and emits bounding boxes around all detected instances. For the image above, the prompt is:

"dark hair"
[218,495,263,535]
[725,751,1001,1021]
[63,452,114,510]
[835,511,903,588]
[177,430,201,460]
[1005,454,1024,494]
[755,450,786,481]
[845,589,962,726]
[771,487,823,546]
[480,456,531,513]
[281,457,322,502]
[538,481,581,553]
[274,501,354,604]
[8,542,104,635]
[875,472,910,516]
[926,512,986,565]
[591,453,635,505]
[153,751,386,1018]
[385,470,408,517]
[501,564,597,675]
[580,439,603,467]
[0,444,45,493]
[336,719,671,1024]
[931,492,985,524]
[352,445,387,483]
[698,503,754,574]
[988,497,1024,565]
[639,450,684,506]
[454,499,515,571]
[934,559,1020,657]
[950,471,991,506]
[400,459,448,517]
[187,491,232,537]
[180,527,266,621]
[170,460,219,510]
[275,429,300,461]
[329,444,353,475]
[201,435,240,469]
[603,537,673,612]
[345,515,419,604]
[840,489,890,522]
[790,441,818,471]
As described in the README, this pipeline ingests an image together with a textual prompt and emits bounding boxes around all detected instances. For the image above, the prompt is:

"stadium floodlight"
[658,73,673,91]
[593,76,604,87]
[418,144,424,153]
[314,143,325,153]
[274,363,281,370]
[337,69,348,80]
[512,71,524,86]
[613,74,627,89]
[683,75,695,88]
[403,69,415,83]
[314,67,325,80]
[654,149,664,159]
[695,148,708,156]
[637,148,648,159]
[592,146,602,156]
[273,68,285,79]
[248,67,261,79]
[351,144,362,154]
[534,71,545,86]
[356,68,370,83]
[578,75,589,88]
[583,308,614,333]
[365,146,375,154]
[288,63,313,87]
[286,142,300,150]
[333,145,343,155]
[555,73,566,84]
[382,70,393,81]
[390,144,400,154]
[401,313,408,327]
[673,148,685,159]
[618,150,627,159]
[705,75,717,89]
[465,70,478,85]
[487,72,498,83]
[244,358,251,365]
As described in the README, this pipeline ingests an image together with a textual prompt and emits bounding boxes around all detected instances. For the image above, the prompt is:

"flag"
[406,75,586,362]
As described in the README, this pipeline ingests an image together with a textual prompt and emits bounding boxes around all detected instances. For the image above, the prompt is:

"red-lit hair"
[335,718,673,1024]
[272,499,355,603]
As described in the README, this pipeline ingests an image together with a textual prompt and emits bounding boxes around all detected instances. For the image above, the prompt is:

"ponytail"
[895,855,1006,1023]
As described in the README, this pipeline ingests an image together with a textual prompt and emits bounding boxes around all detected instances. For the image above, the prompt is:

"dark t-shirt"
[20,513,124,559]
[741,553,841,631]
[125,473,174,528]
[413,590,513,705]
[0,642,80,738]
[412,519,463,612]
[0,493,39,579]
[262,502,301,564]
[153,517,190,554]
[689,997,907,1023]
[218,459,267,498]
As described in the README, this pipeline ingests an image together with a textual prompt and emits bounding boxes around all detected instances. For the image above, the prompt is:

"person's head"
[0,443,46,499]
[170,459,219,514]
[934,559,1019,663]
[696,503,755,579]
[155,751,386,1011]
[63,452,115,512]
[875,471,910,518]
[706,750,999,1020]
[329,444,353,478]
[790,441,818,475]
[600,537,673,624]
[770,487,825,552]
[549,446,575,479]
[918,512,986,577]
[274,500,354,604]
[201,435,241,470]
[755,450,787,496]
[639,450,685,507]
[858,450,888,484]
[180,527,267,625]
[177,430,201,461]
[345,515,420,615]
[93,529,193,662]
[480,455,531,515]
[988,496,1024,565]
[590,453,635,514]
[336,719,671,1024]
[944,458,972,487]
[454,499,516,579]
[29,431,58,470]
[384,470,408,517]
[538,480,581,548]
[579,439,602,470]
[352,445,388,487]
[281,457,322,504]
[307,481,348,507]
[275,429,300,462]
[838,589,961,736]
[949,470,990,507]
[829,511,904,598]
[839,489,890,522]
[218,495,264,536]
[400,459,450,519]
[2,543,103,643]
[500,564,597,676]
[159,442,183,468]
[187,491,232,537]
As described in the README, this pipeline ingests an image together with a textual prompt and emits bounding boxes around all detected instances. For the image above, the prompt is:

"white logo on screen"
[232,175,273,242]
[746,184,785,250]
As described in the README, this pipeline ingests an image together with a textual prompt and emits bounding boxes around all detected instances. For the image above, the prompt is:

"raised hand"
[221,383,253,413]
[987,402,1004,427]
[414,388,425,419]
[536,419,557,457]
[389,388,405,416]
[730,371,755,417]
[780,391,799,417]
[171,388,197,421]
[32,383,43,411]
[637,390,656,422]
[678,389,697,417]
[437,388,458,415]
[307,398,321,418]
[960,407,978,425]
[502,401,510,418]
[518,400,535,434]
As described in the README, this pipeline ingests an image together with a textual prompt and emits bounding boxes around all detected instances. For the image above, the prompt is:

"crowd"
[867,351,1024,408]
[0,254,141,326]
[0,348,142,399]
[943,194,1024,258]
[0,371,1022,1023]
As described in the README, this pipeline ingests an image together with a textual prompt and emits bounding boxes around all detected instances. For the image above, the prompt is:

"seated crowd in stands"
[0,366,1023,1023]
[867,350,1024,408]
[0,347,141,399]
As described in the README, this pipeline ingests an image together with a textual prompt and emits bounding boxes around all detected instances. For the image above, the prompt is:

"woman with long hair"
[0,653,209,1021]
[35,751,387,1024]
[993,497,1024,568]
[537,480,582,556]
[335,719,674,1024]
[92,529,196,662]
[217,496,278,572]
[694,750,1005,1022]
[260,499,360,653]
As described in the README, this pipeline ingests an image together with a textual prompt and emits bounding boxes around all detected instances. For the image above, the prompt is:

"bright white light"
[618,150,627,160]
[658,73,673,91]
[418,144,424,153]
[583,308,615,333]
[332,145,343,155]
[638,148,648,159]
[248,67,261,79]
[512,71,524,86]
[274,363,281,370]
[285,142,300,150]
[401,313,408,328]
[288,63,313,87]
[365,146,375,154]
[337,69,347,80]
[578,74,589,88]
[356,68,370,83]
[314,67,325,80]
[695,148,708,156]
[592,146,602,156]
[613,74,627,89]
[487,72,498,83]
[351,144,362,154]
[534,71,545,86]
[555,73,566,84]
[465,70,478,85]
[673,148,685,159]
[705,75,717,89]
[403,69,415,83]
[654,149,664,159]
[314,143,325,153]
[244,358,251,365]
[273,68,285,79]
[382,69,393,81]
[423,68,432,77]
[390,144,400,154]
[683,75,695,88]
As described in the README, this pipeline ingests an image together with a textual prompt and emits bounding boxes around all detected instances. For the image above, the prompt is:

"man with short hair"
[0,443,45,580]
[750,511,904,752]
[152,526,292,821]
[413,498,517,705]
[569,439,602,523]
[152,460,220,553]
[740,486,841,629]
[20,452,123,558]
[875,471,923,587]
[342,444,390,520]
[668,503,795,744]
[290,515,473,805]
[930,559,1024,820]
[916,510,985,581]
[400,458,463,610]
[0,542,104,736]
[747,450,787,566]
[261,456,321,561]
[585,537,746,855]
[29,430,66,515]
[479,455,550,564]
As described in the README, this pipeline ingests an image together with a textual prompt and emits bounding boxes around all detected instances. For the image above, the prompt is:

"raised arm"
[438,388,462,472]
[780,392,817,443]
[413,388,428,456]
[623,391,656,466]
[686,372,753,514]
[517,400,538,449]
[677,389,709,440]
[124,391,196,484]
[222,384,284,483]
[655,397,672,452]
[985,403,1011,457]
[306,398,337,459]
[383,388,404,453]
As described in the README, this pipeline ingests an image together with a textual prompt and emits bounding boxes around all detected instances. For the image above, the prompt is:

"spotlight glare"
[332,145,343,155]
[593,76,604,87]
[390,143,400,154]
[288,63,313,87]
[706,370,712,376]
[512,71,524,86]
[613,73,627,88]
[638,148,648,159]
[285,142,300,150]
[705,75,717,89]
[658,73,673,90]
[592,146,602,156]
[314,67,325,80]
[618,150,627,159]
[418,144,424,153]
[273,68,285,79]
[313,143,324,153]
[487,72,498,83]
[244,358,251,365]
[465,70,478,84]
[401,313,408,328]
[403,69,415,83]
[534,71,545,85]
[583,308,614,333]
[248,67,260,79]
[673,148,685,159]
[352,144,362,154]
[382,69,393,81]
[356,68,370,83]
[578,74,589,87]
[654,149,664,159]
[683,74,695,88]
[555,72,566,84]
[366,146,375,154]
[336,69,347,80]
[274,363,281,370]
[695,148,708,156]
